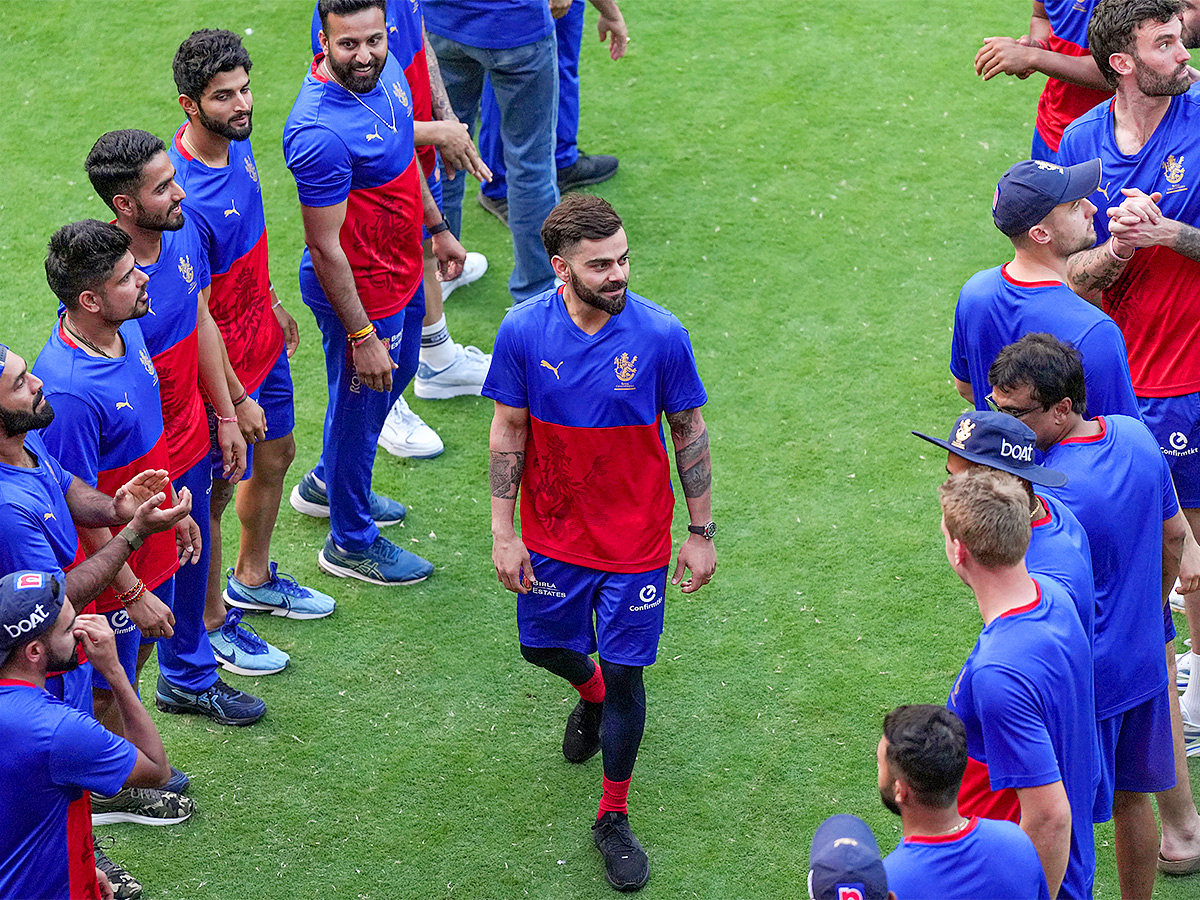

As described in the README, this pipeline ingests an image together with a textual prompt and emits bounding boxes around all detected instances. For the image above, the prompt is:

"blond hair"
[938,469,1031,568]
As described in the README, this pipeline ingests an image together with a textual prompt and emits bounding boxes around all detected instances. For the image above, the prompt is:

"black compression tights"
[520,645,645,782]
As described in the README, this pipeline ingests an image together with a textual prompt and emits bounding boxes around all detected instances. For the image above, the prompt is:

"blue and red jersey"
[0,431,77,581]
[422,0,553,50]
[0,680,136,900]
[951,264,1140,418]
[483,287,708,572]
[948,577,1097,900]
[311,0,437,178]
[137,219,212,477]
[1059,87,1200,395]
[1042,416,1175,715]
[1036,0,1111,152]
[883,816,1050,900]
[285,52,424,319]
[34,320,178,609]
[168,128,284,394]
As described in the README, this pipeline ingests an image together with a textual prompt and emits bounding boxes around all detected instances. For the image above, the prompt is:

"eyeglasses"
[985,392,1046,419]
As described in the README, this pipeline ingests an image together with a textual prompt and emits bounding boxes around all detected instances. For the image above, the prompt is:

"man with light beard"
[484,194,715,892]
[1058,0,1200,877]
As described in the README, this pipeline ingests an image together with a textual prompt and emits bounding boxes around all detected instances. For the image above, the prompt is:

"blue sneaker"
[317,534,433,585]
[164,766,189,794]
[224,563,336,620]
[154,674,266,726]
[289,470,406,526]
[208,609,290,676]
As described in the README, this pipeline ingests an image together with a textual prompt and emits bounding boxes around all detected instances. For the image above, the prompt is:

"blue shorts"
[1031,128,1059,164]
[208,343,295,482]
[421,163,444,242]
[1096,689,1176,806]
[517,552,669,667]
[1165,596,1177,643]
[1137,393,1200,507]
[94,576,176,690]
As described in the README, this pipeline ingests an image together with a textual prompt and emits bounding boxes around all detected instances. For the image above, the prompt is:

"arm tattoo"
[1173,223,1200,263]
[489,450,525,499]
[1066,244,1126,298]
[424,37,456,122]
[667,409,712,499]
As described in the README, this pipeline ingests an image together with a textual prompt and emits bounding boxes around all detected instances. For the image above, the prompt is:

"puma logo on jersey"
[224,199,240,218]
[366,125,382,142]
[43,511,56,521]
[116,392,133,411]
[540,360,564,379]
[1096,181,1113,203]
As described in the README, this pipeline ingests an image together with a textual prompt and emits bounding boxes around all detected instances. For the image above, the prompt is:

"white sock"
[419,315,456,369]
[1182,653,1200,724]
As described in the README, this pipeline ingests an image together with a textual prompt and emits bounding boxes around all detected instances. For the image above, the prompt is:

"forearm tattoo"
[667,409,712,499]
[424,40,456,122]
[1067,244,1125,297]
[489,450,525,499]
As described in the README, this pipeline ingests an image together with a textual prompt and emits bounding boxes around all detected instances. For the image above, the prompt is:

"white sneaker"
[440,252,488,300]
[414,343,491,400]
[1170,578,1186,613]
[377,395,444,459]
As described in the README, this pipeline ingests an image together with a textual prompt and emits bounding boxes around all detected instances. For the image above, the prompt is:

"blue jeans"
[480,0,584,198]
[428,31,559,302]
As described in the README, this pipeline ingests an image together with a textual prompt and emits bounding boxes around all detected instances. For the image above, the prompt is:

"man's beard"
[46,641,81,673]
[198,105,253,141]
[0,391,54,437]
[880,786,901,817]
[568,267,628,316]
[1133,57,1191,96]
[328,52,384,94]
[134,201,184,233]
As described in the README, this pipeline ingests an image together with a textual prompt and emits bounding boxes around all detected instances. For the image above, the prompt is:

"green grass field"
[0,1,1197,897]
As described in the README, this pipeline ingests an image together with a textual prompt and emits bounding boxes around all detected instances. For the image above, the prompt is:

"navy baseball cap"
[913,410,1068,487]
[992,157,1102,236]
[808,814,889,900]
[0,571,64,667]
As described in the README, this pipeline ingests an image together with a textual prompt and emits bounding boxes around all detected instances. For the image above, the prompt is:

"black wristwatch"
[427,218,450,235]
[687,522,717,540]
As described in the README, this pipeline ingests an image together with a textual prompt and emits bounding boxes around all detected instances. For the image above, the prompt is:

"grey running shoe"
[91,787,194,826]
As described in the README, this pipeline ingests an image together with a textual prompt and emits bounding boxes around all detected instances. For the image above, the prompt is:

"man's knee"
[210,476,236,515]
[599,659,643,700]
[253,433,297,480]
[521,644,560,668]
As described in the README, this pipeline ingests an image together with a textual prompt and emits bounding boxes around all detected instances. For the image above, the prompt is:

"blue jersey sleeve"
[285,123,354,209]
[949,290,971,384]
[38,393,101,488]
[1077,322,1140,418]
[1162,451,1181,521]
[659,321,707,414]
[482,314,530,409]
[0,504,67,579]
[49,706,138,796]
[971,664,1064,790]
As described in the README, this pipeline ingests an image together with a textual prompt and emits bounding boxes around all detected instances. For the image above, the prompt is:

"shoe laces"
[219,609,269,654]
[594,813,640,853]
[370,535,403,563]
[262,562,309,598]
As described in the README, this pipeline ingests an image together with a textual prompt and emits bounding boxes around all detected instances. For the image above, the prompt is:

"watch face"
[690,522,716,539]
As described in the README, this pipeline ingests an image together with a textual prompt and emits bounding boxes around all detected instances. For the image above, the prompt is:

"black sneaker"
[563,699,603,763]
[592,811,650,891]
[154,674,266,726]
[557,153,619,192]
[476,191,509,227]
[94,836,143,899]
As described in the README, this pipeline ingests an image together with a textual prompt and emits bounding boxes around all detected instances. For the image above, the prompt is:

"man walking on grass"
[485,194,715,891]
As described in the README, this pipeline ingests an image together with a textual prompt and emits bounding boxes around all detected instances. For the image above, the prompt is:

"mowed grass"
[0,1,1196,897]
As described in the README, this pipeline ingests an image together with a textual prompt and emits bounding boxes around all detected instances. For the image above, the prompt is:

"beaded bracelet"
[117,579,146,607]
[347,323,375,342]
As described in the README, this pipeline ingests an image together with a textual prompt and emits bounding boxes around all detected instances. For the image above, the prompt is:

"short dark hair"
[44,221,131,311]
[318,0,387,33]
[541,194,624,259]
[989,332,1088,418]
[882,705,967,809]
[85,130,166,213]
[1089,0,1185,88]
[173,29,253,101]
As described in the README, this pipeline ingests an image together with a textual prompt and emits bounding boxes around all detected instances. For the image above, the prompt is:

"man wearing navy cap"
[807,813,893,900]
[950,157,1145,420]
[0,571,176,900]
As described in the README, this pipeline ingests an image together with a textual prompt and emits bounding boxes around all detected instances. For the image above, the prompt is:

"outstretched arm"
[665,406,715,592]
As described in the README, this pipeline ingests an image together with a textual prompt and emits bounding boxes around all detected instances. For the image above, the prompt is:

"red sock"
[598,776,631,818]
[575,660,605,704]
